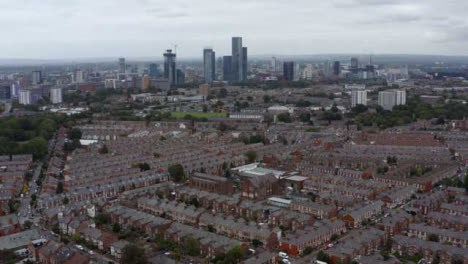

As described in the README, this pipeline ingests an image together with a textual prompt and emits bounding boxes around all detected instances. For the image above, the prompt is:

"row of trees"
[356,98,468,129]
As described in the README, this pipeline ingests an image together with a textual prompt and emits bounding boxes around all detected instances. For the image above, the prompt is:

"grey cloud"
[0,0,467,58]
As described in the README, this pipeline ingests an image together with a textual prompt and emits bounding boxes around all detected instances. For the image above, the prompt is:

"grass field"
[170,112,228,119]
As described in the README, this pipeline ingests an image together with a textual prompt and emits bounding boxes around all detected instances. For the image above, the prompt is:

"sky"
[2,0,468,59]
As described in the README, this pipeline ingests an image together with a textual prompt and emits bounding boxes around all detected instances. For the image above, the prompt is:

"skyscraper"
[177,69,184,84]
[32,70,42,85]
[271,57,277,72]
[203,48,216,83]
[350,57,359,73]
[149,63,159,78]
[163,49,177,85]
[50,87,62,104]
[283,61,295,81]
[231,37,243,82]
[118,58,126,74]
[242,47,248,81]
[223,56,232,82]
[333,61,341,75]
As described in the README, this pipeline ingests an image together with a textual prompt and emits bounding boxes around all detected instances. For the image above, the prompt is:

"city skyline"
[2,0,468,59]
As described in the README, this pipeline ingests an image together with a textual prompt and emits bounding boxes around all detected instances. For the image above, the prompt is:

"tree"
[68,128,82,140]
[252,239,262,248]
[226,245,244,263]
[20,137,48,160]
[100,144,109,154]
[244,150,257,163]
[94,213,110,226]
[112,223,121,233]
[56,182,63,194]
[0,249,19,264]
[299,112,311,123]
[277,113,292,123]
[62,197,69,205]
[331,233,340,241]
[168,164,185,182]
[218,88,228,98]
[183,236,200,256]
[137,162,150,171]
[352,104,368,114]
[302,246,313,256]
[317,250,330,262]
[120,244,147,264]
[23,220,33,229]
[217,122,229,132]
[465,172,468,192]
[428,233,439,242]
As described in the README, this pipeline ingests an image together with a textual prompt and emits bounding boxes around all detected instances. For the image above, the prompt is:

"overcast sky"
[2,0,468,59]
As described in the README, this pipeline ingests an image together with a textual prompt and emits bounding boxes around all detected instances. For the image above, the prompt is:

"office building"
[141,75,150,90]
[271,57,277,72]
[223,56,232,82]
[149,63,159,78]
[333,61,341,75]
[177,69,184,84]
[118,58,126,74]
[351,90,367,107]
[231,37,248,82]
[75,70,85,83]
[283,62,295,81]
[242,47,248,81]
[203,48,216,83]
[32,71,42,85]
[10,83,19,98]
[378,89,406,111]
[50,87,62,104]
[351,57,359,73]
[163,49,177,85]
[0,86,10,100]
[19,90,31,105]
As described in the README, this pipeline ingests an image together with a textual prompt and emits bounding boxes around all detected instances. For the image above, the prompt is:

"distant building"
[203,48,216,83]
[351,90,367,107]
[242,47,248,81]
[350,57,359,73]
[232,37,243,82]
[378,89,406,111]
[177,69,185,84]
[231,37,247,82]
[333,61,341,75]
[32,71,42,85]
[50,87,62,104]
[163,49,177,85]
[141,75,150,90]
[222,56,232,82]
[150,79,170,91]
[75,70,85,84]
[271,57,277,72]
[118,58,126,74]
[199,84,210,97]
[149,63,159,78]
[345,84,366,90]
[19,90,31,105]
[0,86,10,100]
[283,62,295,81]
